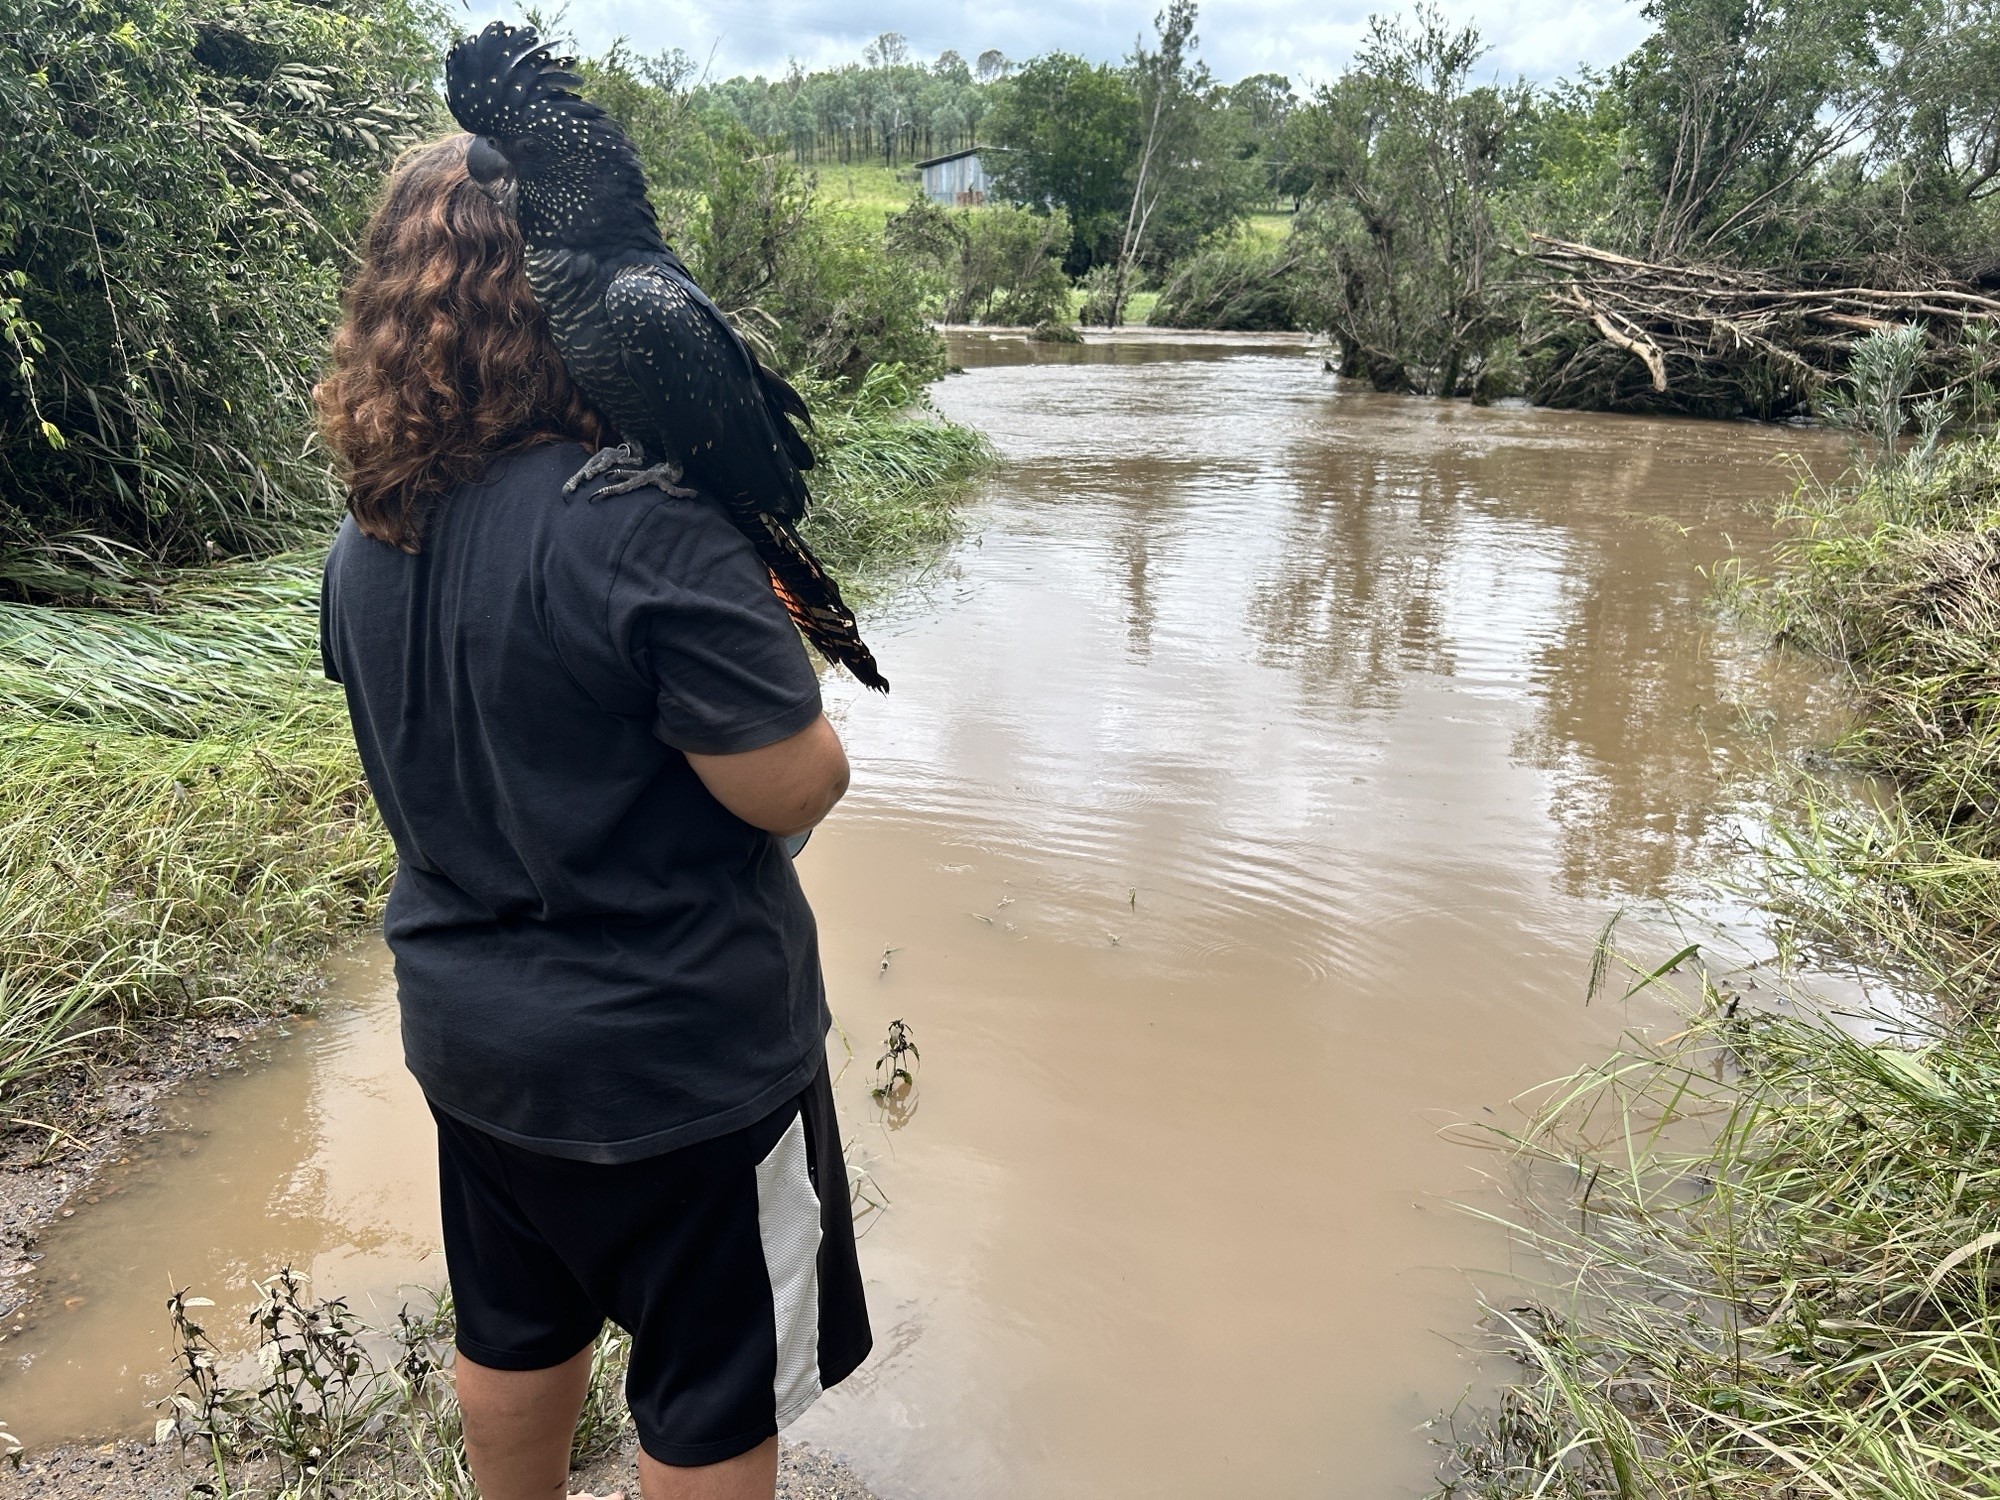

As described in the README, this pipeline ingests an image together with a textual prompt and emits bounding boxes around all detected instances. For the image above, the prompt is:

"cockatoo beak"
[465,135,514,186]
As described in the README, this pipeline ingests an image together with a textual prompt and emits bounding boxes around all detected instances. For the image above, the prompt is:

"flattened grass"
[1749,436,2000,998]
[800,363,993,592]
[1442,966,2000,1500]
[0,558,388,1104]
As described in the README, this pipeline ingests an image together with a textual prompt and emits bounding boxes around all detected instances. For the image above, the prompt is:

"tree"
[1859,0,2000,263]
[1106,1,1206,322]
[888,197,1074,326]
[863,32,910,69]
[1614,0,1874,258]
[0,0,438,584]
[1291,6,1527,394]
[1225,73,1300,204]
[984,54,1139,267]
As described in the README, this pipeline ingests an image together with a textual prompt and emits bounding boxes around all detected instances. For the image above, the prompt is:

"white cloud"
[464,0,1651,88]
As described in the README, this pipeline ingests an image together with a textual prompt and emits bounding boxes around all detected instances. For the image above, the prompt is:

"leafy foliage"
[1290,7,1527,393]
[1151,243,1300,330]
[0,0,441,586]
[984,53,1140,268]
[578,49,949,387]
[887,196,1075,326]
[1269,0,2000,415]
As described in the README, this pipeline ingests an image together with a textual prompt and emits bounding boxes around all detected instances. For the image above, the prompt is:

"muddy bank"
[0,1435,876,1500]
[0,1006,314,1337]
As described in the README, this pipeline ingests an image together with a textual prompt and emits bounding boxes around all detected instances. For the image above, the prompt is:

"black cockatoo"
[443,21,887,691]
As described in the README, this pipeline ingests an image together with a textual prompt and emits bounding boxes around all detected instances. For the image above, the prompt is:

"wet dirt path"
[0,333,1842,1497]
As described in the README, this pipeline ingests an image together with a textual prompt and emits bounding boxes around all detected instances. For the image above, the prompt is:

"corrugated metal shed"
[916,148,991,206]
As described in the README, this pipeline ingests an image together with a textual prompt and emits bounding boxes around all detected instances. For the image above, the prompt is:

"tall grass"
[1746,433,2000,1000]
[0,400,987,1119]
[799,363,993,593]
[1441,959,2000,1499]
[1442,366,2000,1494]
[0,557,387,1111]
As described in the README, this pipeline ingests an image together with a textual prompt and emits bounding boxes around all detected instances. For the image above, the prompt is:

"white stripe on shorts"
[754,1112,824,1427]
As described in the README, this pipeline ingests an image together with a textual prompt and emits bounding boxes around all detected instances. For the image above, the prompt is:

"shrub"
[1151,244,1299,330]
[0,0,441,588]
[887,197,1075,327]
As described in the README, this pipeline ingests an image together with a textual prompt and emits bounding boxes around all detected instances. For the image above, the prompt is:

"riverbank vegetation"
[1435,331,2000,1496]
[0,0,989,1127]
[685,0,2000,409]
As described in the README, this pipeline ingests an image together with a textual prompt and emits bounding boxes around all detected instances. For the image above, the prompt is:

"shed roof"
[914,147,984,170]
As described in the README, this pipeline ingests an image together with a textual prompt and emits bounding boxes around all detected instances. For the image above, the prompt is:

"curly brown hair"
[315,134,605,551]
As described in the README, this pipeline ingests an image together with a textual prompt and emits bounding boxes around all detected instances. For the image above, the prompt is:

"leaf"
[1621,943,1702,1000]
[1921,1229,2000,1301]
[1879,1048,1949,1098]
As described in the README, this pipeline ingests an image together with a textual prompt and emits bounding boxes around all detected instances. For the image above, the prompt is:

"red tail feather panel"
[741,507,888,692]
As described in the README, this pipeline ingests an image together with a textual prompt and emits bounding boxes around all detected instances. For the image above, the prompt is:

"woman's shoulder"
[477,440,593,497]
[491,442,749,586]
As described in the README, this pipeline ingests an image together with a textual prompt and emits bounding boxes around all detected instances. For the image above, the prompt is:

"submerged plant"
[872,1017,920,1102]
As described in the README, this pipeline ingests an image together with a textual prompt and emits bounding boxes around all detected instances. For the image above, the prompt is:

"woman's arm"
[685,713,850,840]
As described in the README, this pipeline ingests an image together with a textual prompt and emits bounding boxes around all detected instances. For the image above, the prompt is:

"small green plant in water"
[872,1017,920,1102]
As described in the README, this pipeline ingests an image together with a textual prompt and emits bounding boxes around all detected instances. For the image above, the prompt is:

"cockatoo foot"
[594,461,697,499]
[563,443,696,501]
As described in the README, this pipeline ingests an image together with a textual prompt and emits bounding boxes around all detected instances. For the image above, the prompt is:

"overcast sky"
[486,0,1650,91]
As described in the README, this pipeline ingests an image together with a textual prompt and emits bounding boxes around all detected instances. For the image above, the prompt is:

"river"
[0,332,1842,1496]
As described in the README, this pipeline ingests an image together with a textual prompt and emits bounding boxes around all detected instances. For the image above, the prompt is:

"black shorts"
[431,1055,872,1466]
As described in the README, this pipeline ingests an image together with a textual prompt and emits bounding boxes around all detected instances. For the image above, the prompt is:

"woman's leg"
[637,1436,778,1500]
[456,1345,621,1500]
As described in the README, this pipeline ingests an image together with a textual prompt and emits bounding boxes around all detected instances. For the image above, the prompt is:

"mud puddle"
[0,332,1845,1496]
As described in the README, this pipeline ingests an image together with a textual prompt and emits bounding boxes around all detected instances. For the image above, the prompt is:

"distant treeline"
[685,35,1003,166]
[15,0,2000,588]
[688,0,2000,413]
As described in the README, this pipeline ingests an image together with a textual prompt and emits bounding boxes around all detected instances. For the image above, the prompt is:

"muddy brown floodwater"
[0,332,1844,1496]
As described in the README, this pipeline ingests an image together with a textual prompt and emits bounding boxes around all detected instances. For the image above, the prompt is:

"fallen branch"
[1527,234,2000,414]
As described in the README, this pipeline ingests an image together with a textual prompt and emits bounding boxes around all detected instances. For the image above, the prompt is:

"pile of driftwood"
[1526,234,2000,417]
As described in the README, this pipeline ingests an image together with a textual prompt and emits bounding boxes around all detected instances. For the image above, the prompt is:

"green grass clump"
[1744,435,2000,997]
[799,363,994,593]
[0,558,389,1110]
[1441,957,2000,1499]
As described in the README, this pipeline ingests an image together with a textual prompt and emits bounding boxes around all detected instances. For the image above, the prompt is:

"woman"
[316,136,871,1500]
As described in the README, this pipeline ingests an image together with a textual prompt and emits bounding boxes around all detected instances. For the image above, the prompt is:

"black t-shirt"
[320,442,828,1163]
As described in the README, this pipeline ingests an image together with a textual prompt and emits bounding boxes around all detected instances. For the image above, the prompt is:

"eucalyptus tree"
[1615,0,1875,259]
[985,54,1141,266]
[1105,1,1209,321]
